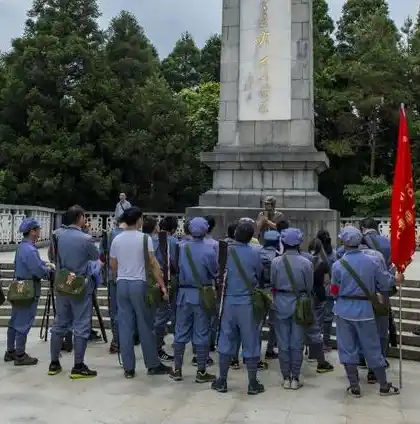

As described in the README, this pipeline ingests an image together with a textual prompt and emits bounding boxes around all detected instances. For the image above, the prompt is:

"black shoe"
[169,369,183,381]
[207,357,214,367]
[379,383,400,396]
[367,370,377,384]
[109,343,119,354]
[265,350,278,360]
[14,353,38,366]
[358,359,367,368]
[209,344,216,352]
[124,370,135,379]
[88,330,102,342]
[195,370,216,383]
[248,379,265,395]
[317,361,334,374]
[211,378,228,393]
[191,356,198,367]
[258,360,268,370]
[48,361,62,376]
[147,363,171,375]
[158,350,174,362]
[347,385,362,398]
[70,363,97,379]
[4,350,16,362]
[230,359,240,370]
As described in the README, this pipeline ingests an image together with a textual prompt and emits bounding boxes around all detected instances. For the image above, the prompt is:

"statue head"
[263,196,276,212]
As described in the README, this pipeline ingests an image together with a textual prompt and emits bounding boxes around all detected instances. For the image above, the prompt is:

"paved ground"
[0,330,417,424]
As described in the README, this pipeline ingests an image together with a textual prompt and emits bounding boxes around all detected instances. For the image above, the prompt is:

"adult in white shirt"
[109,206,170,379]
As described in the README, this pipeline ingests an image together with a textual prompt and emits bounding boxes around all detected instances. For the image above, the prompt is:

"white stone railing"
[0,204,418,247]
[0,204,55,246]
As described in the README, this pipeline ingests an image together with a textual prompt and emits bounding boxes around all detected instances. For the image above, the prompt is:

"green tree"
[161,32,201,92]
[199,34,221,83]
[0,0,119,209]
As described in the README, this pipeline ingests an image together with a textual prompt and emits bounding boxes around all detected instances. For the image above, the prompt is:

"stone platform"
[0,330,419,424]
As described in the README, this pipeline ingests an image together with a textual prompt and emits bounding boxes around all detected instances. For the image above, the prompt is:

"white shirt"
[110,230,153,281]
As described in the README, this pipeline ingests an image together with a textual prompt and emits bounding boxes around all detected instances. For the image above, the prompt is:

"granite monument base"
[186,206,340,248]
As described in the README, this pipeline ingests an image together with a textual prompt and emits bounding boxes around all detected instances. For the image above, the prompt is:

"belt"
[340,295,369,300]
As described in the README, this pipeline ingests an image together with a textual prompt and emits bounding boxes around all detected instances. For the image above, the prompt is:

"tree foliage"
[0,0,419,215]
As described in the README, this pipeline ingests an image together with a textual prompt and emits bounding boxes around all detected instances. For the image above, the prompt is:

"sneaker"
[88,330,102,342]
[169,369,183,381]
[147,363,171,375]
[248,379,265,395]
[258,360,268,370]
[367,371,377,384]
[195,370,216,383]
[4,350,16,362]
[209,344,216,352]
[191,356,198,366]
[347,385,362,398]
[207,357,214,367]
[282,378,291,390]
[48,361,62,376]
[379,383,400,396]
[158,350,174,362]
[290,378,303,390]
[70,363,97,379]
[14,353,38,366]
[124,370,135,379]
[317,361,334,374]
[358,359,367,369]
[109,343,119,354]
[265,350,278,360]
[211,378,228,393]
[230,359,240,370]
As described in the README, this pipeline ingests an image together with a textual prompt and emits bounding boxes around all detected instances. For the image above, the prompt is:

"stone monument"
[187,0,340,243]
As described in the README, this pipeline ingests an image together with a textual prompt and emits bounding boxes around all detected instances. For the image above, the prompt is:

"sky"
[0,0,418,57]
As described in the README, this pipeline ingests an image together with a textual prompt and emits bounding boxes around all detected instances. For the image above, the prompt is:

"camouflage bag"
[185,244,217,315]
[55,269,86,298]
[144,235,164,308]
[283,256,314,327]
[230,248,272,322]
[7,279,36,306]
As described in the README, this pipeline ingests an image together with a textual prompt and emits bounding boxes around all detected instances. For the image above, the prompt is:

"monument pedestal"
[186,206,340,248]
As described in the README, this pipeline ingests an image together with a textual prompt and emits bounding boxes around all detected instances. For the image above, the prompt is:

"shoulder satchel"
[230,247,272,322]
[144,234,163,308]
[184,244,216,315]
[340,259,389,317]
[54,234,86,299]
[7,246,36,306]
[282,256,314,327]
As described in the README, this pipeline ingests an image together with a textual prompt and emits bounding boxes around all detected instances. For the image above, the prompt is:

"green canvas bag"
[230,248,272,322]
[55,269,86,298]
[7,249,36,306]
[283,256,314,327]
[144,235,164,308]
[340,259,389,317]
[185,244,217,315]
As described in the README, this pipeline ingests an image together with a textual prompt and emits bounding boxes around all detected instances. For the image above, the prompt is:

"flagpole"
[399,277,403,389]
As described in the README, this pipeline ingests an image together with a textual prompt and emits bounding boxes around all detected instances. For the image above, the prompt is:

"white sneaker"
[282,379,291,390]
[290,378,303,390]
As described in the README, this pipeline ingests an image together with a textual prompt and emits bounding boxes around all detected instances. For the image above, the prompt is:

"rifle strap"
[230,247,254,294]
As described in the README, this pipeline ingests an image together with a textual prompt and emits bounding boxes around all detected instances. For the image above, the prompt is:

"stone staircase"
[1,262,420,361]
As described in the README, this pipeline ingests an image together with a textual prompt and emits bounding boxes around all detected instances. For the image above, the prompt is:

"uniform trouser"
[272,315,305,379]
[336,316,386,369]
[154,300,172,351]
[50,290,93,365]
[117,279,160,371]
[174,303,211,370]
[323,298,334,345]
[108,281,118,345]
[307,300,327,362]
[358,315,389,363]
[7,298,39,356]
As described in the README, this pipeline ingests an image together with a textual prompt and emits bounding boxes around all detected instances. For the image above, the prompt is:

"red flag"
[391,105,416,272]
